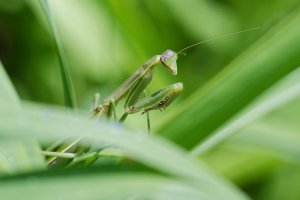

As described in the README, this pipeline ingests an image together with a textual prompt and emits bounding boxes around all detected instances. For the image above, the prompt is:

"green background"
[1,0,300,199]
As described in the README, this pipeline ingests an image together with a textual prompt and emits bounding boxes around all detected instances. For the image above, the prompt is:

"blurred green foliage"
[1,0,300,199]
[0,0,281,106]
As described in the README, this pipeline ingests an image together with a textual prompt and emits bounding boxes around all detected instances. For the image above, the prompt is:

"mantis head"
[161,50,178,76]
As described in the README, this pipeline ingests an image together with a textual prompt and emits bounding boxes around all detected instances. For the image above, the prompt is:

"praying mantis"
[89,27,261,132]
[90,49,183,131]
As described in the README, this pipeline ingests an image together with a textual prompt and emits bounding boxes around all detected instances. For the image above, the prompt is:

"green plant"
[1,0,300,199]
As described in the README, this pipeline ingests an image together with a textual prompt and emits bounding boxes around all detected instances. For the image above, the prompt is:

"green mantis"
[90,49,184,131]
[93,27,250,129]
[89,27,262,130]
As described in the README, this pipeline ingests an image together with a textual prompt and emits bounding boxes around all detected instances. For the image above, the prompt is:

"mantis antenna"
[177,26,261,54]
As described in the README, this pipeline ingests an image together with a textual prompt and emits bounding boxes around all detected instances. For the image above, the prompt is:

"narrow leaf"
[0,172,229,200]
[0,61,45,174]
[40,0,76,108]
[0,102,248,200]
[191,67,300,155]
[0,61,19,107]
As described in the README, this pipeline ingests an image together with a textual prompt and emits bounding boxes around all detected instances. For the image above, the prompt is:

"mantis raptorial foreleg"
[125,82,183,115]
[121,82,183,132]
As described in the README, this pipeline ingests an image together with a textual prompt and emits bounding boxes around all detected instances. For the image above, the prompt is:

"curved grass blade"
[0,171,229,200]
[0,61,20,107]
[156,7,300,149]
[0,61,45,174]
[225,95,300,164]
[0,140,45,174]
[40,0,76,108]
[190,67,300,156]
[0,102,248,200]
[201,110,300,185]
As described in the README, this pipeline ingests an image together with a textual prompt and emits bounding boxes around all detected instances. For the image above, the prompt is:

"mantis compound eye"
[161,56,168,63]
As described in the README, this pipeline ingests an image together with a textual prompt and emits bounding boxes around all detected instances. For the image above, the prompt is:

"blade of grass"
[40,0,76,108]
[199,115,300,185]
[199,97,300,184]
[156,7,300,149]
[0,171,225,200]
[0,140,45,174]
[0,102,248,200]
[0,61,45,174]
[190,66,300,156]
[0,61,20,107]
[201,143,282,185]
[228,110,300,164]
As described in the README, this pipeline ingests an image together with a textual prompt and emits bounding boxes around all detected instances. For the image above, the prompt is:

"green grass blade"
[40,0,76,108]
[0,102,248,200]
[0,140,45,174]
[198,83,300,183]
[0,61,45,174]
[226,94,300,164]
[190,67,300,156]
[230,120,300,164]
[0,61,20,107]
[0,171,228,200]
[156,7,300,149]
[201,112,300,184]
